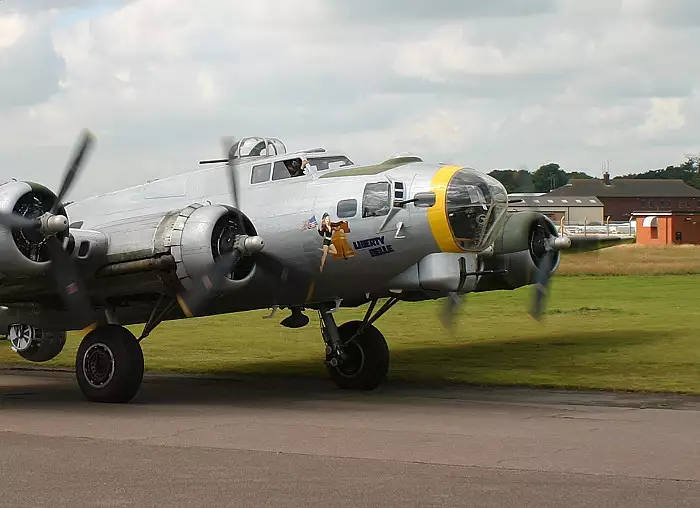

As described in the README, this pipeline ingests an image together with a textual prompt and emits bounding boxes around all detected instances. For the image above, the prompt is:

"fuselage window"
[251,163,271,184]
[337,199,358,219]
[362,182,390,218]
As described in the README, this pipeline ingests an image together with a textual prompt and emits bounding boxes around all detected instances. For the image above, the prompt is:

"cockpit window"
[445,169,508,250]
[362,182,390,217]
[272,161,292,180]
[306,156,354,171]
[271,158,307,180]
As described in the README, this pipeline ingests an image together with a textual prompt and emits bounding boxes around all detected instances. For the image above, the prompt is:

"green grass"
[3,274,700,394]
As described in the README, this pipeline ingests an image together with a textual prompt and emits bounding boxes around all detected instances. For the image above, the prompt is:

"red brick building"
[632,212,700,245]
[545,172,700,221]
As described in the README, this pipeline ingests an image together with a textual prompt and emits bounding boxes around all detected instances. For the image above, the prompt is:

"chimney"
[603,171,610,186]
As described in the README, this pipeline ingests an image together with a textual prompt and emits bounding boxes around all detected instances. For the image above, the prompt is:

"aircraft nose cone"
[433,167,508,252]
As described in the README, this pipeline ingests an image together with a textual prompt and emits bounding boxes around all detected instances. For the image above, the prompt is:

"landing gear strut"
[75,324,144,403]
[320,297,397,391]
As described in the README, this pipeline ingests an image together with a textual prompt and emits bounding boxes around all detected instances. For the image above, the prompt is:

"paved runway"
[2,367,700,507]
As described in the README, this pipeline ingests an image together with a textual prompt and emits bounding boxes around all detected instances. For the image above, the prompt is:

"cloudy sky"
[1,0,699,199]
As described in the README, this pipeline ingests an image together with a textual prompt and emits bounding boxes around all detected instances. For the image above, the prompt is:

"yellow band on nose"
[427,165,464,253]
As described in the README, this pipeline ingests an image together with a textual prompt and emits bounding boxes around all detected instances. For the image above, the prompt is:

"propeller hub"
[45,214,69,234]
[552,236,571,251]
[239,235,265,255]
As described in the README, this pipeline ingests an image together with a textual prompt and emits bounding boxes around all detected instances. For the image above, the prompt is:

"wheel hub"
[331,341,365,378]
[82,342,116,388]
[8,324,37,352]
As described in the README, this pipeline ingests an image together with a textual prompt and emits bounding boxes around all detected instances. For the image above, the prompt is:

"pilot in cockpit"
[286,158,308,177]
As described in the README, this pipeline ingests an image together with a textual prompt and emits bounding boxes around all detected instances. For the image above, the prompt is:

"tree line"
[488,154,700,193]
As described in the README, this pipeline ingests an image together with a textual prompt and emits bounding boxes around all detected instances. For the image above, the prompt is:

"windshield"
[306,156,354,171]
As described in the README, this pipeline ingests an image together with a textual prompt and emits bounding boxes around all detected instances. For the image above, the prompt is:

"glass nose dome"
[445,168,508,251]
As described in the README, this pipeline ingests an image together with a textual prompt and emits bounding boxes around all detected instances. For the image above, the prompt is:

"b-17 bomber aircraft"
[0,132,629,403]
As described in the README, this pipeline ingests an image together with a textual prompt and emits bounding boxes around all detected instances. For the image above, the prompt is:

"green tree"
[532,163,569,192]
[488,169,534,192]
[567,171,594,180]
[615,155,700,189]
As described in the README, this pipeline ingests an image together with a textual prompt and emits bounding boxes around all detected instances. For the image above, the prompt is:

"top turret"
[228,137,287,159]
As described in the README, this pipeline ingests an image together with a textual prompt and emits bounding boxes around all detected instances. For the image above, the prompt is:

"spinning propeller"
[527,215,630,320]
[0,130,97,329]
[439,211,630,331]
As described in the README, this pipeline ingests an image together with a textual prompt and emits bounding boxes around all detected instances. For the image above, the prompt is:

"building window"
[251,163,271,184]
[337,199,357,218]
[362,182,391,217]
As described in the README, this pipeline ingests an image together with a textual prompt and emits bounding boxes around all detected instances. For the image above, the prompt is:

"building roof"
[510,195,603,207]
[631,211,700,216]
[546,178,700,198]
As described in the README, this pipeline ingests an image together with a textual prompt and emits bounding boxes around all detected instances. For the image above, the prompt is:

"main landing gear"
[75,324,144,403]
[319,297,397,391]
[73,297,178,403]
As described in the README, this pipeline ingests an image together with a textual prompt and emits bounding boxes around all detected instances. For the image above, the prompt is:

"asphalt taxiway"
[1,367,700,507]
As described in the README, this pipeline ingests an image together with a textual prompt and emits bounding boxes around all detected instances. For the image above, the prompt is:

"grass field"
[557,242,700,275]
[2,244,700,394]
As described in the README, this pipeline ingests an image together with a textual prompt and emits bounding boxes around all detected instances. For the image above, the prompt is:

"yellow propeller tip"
[176,295,194,318]
[81,322,98,334]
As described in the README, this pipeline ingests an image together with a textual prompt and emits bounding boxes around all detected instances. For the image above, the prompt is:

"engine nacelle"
[90,202,259,295]
[476,211,561,292]
[164,203,258,292]
[0,180,69,276]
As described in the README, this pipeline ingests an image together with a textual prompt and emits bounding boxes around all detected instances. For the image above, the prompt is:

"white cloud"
[0,0,699,198]
[0,13,27,49]
[635,98,686,140]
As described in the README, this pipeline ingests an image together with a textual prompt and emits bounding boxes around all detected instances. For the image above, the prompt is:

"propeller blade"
[51,129,95,214]
[0,212,41,230]
[221,137,239,204]
[220,136,248,237]
[440,292,462,331]
[176,250,242,318]
[530,249,555,320]
[45,235,97,330]
[255,250,320,304]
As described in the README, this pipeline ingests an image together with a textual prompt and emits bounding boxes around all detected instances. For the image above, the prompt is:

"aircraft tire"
[17,330,66,363]
[75,324,144,403]
[327,320,389,391]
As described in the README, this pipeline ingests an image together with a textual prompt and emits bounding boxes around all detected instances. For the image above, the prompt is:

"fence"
[555,220,636,238]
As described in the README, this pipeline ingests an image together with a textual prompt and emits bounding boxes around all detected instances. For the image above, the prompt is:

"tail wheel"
[8,325,66,363]
[327,320,389,391]
[75,324,144,403]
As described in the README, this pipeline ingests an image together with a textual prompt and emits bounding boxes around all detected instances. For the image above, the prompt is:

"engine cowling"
[0,180,69,276]
[164,203,258,292]
[476,211,561,291]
